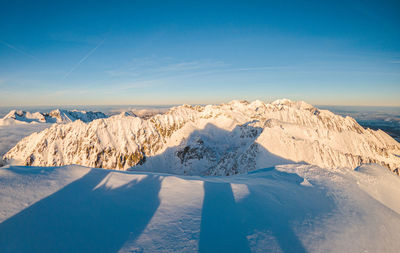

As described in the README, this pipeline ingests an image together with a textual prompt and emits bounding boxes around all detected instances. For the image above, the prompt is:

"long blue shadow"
[237,169,336,253]
[199,181,251,253]
[0,169,162,253]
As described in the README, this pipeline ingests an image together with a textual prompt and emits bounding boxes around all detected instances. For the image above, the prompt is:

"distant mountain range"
[3,99,399,176]
[0,109,107,125]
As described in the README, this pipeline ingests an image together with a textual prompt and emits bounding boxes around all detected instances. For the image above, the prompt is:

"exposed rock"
[3,99,400,175]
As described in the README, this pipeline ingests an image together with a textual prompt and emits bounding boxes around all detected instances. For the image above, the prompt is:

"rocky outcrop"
[3,99,400,175]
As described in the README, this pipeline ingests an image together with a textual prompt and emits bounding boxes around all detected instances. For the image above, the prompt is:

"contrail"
[0,40,38,61]
[64,39,105,78]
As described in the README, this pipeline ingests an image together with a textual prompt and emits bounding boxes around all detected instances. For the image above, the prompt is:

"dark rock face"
[3,100,400,176]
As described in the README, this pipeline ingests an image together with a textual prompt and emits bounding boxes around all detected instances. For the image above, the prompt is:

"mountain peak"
[270,98,314,109]
[271,98,294,105]
[0,109,107,125]
[3,100,400,175]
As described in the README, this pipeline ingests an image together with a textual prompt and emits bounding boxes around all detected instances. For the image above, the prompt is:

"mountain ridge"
[3,99,400,175]
[0,109,107,125]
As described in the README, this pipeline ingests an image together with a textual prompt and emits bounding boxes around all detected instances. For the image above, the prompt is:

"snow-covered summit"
[118,111,137,118]
[270,98,316,111]
[3,99,400,175]
[1,110,47,125]
[48,109,108,123]
[271,98,294,106]
[0,109,107,125]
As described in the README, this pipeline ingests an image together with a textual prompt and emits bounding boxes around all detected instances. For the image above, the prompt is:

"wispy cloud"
[230,66,296,72]
[64,39,105,78]
[104,57,304,91]
[156,60,227,72]
[104,58,230,91]
[106,57,228,78]
[117,80,158,90]
[0,40,38,61]
[106,56,301,81]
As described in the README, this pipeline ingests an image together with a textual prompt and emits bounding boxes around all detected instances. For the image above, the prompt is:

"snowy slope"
[3,99,400,175]
[0,124,51,166]
[0,109,107,125]
[0,163,399,252]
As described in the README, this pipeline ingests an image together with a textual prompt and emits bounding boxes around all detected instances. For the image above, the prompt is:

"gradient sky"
[1,0,399,106]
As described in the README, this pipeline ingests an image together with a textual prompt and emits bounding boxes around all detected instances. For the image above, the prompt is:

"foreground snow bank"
[0,164,399,252]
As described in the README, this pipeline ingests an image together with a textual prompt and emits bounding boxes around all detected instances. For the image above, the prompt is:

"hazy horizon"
[1,100,400,111]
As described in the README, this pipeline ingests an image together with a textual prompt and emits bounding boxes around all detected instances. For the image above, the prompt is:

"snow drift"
[0,163,399,252]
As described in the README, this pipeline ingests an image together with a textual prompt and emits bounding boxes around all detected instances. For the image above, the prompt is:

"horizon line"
[0,101,400,108]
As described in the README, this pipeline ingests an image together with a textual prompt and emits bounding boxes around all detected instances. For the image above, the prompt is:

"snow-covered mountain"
[0,109,107,125]
[3,99,400,175]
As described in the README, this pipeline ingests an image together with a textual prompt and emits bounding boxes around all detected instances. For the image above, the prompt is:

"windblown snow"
[3,99,400,176]
[0,163,399,252]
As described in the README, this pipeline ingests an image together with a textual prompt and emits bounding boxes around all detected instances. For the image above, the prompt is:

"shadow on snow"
[0,122,337,252]
[0,169,162,253]
[198,168,335,253]
[130,122,296,175]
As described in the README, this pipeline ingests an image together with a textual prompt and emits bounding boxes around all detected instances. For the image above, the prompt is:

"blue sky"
[0,0,399,106]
